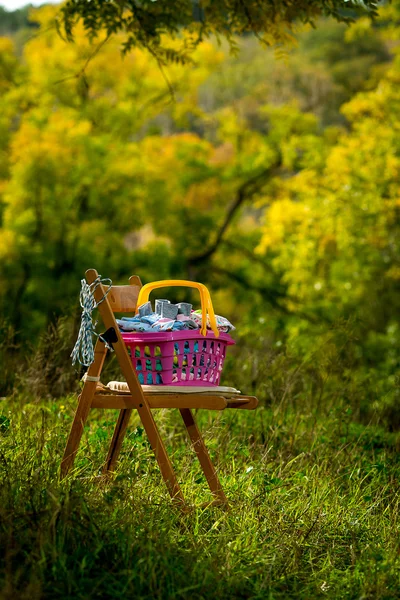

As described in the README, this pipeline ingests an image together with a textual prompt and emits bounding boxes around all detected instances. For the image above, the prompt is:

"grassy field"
[1,391,399,600]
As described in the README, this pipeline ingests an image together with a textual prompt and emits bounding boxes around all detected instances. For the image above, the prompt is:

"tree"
[255,17,400,418]
[0,3,393,341]
[59,0,379,63]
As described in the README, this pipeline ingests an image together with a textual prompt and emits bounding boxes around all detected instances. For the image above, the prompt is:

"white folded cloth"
[106,381,241,396]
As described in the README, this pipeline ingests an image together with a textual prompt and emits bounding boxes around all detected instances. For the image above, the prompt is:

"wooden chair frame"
[61,269,258,509]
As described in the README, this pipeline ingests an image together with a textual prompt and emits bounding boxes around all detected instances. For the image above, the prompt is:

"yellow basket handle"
[136,279,219,338]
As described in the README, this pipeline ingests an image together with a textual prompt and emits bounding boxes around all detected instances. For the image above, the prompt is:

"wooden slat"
[129,275,142,287]
[108,284,141,313]
[226,396,258,410]
[92,394,228,410]
[101,274,142,475]
[103,408,133,474]
[92,393,257,410]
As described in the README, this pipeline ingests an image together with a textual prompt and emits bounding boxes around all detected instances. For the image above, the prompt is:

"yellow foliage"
[217,108,245,146]
[9,113,92,166]
[257,198,311,253]
[0,37,14,54]
[184,178,221,210]
[0,36,18,94]
[385,266,400,280]
[344,17,372,43]
[0,230,17,260]
[209,143,235,166]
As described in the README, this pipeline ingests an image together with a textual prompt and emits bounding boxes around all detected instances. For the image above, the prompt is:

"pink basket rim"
[120,330,235,345]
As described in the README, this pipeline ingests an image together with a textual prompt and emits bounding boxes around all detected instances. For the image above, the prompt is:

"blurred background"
[1,1,399,428]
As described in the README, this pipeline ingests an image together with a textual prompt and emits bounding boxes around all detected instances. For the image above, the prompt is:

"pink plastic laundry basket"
[122,330,234,386]
[121,280,235,386]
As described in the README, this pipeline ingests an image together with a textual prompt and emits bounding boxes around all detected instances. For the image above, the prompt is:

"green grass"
[0,395,399,599]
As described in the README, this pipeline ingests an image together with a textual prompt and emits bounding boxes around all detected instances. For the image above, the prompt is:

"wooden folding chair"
[61,268,258,509]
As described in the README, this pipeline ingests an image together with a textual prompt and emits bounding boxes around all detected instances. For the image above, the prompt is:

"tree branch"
[53,34,111,85]
[188,160,281,266]
[212,265,287,310]
[222,239,282,279]
[212,265,323,324]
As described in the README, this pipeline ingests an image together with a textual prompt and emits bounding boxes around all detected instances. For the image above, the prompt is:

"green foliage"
[0,395,399,598]
[59,0,379,61]
[0,5,36,36]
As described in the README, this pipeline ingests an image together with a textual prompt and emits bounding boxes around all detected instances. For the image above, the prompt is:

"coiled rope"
[71,275,113,367]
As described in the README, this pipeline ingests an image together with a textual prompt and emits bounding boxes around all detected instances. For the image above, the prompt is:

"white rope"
[81,374,101,382]
[71,275,113,367]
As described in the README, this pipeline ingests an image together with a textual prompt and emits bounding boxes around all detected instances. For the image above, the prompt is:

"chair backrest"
[84,269,144,395]
[107,275,142,313]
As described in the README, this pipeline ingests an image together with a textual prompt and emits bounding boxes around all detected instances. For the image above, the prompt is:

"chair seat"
[91,380,258,411]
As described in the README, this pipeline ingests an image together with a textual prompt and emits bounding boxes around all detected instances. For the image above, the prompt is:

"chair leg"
[138,404,186,506]
[102,392,186,506]
[110,347,186,505]
[103,409,133,474]
[60,340,107,479]
[60,389,95,479]
[180,408,228,505]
